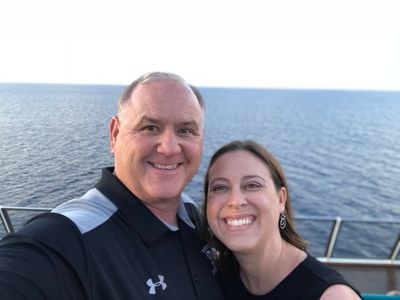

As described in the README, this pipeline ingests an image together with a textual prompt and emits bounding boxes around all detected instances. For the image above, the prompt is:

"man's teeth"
[152,163,179,170]
[226,217,253,226]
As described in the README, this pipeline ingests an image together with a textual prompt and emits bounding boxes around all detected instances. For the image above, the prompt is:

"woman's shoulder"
[320,284,361,300]
[300,254,345,282]
[300,254,361,299]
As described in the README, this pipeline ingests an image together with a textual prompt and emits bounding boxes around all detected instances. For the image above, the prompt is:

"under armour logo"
[146,275,167,295]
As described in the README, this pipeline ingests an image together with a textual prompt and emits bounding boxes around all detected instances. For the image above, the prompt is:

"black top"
[223,255,360,300]
[0,167,224,300]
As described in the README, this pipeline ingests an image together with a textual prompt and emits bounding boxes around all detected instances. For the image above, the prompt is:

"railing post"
[0,207,15,234]
[390,234,400,261]
[325,216,342,258]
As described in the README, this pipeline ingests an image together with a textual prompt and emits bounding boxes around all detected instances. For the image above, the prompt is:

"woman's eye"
[211,185,228,192]
[244,182,262,190]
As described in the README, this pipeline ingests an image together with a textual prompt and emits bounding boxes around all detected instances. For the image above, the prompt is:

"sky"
[1,0,399,91]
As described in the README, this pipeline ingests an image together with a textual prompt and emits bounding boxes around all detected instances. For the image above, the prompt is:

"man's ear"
[109,116,120,154]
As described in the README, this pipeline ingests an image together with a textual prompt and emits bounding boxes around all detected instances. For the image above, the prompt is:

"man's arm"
[0,234,67,299]
[0,214,89,300]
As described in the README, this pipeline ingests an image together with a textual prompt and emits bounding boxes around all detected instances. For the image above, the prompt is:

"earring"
[279,212,287,230]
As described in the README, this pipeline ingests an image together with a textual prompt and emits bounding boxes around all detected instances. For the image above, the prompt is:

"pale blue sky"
[1,0,399,90]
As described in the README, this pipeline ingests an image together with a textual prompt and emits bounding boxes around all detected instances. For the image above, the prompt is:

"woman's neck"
[235,239,305,295]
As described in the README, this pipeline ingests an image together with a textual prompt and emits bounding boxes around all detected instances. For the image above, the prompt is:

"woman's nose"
[227,189,247,208]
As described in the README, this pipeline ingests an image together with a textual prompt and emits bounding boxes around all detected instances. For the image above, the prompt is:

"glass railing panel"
[332,221,399,259]
[295,219,333,257]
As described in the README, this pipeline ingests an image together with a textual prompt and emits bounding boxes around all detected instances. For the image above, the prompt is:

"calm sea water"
[1,83,399,257]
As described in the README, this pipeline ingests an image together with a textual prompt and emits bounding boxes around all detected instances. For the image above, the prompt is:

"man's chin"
[152,192,183,202]
[145,177,187,196]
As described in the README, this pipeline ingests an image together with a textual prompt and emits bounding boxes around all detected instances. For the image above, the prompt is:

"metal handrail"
[0,206,51,233]
[390,235,400,261]
[325,216,342,258]
[1,206,399,267]
[295,215,400,224]
[295,215,400,265]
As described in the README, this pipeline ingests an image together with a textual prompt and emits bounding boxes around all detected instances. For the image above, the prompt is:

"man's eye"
[178,128,193,135]
[143,126,158,133]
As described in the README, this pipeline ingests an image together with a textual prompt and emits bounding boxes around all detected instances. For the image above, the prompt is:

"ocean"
[1,83,399,258]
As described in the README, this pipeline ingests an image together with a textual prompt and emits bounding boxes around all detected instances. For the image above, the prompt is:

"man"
[0,72,224,299]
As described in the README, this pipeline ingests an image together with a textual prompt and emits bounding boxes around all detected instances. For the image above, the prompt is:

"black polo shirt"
[0,168,224,300]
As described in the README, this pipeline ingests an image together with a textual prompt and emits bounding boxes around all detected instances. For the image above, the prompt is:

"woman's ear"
[278,187,287,212]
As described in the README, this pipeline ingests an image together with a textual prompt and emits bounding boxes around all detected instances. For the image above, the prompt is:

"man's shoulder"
[52,188,118,234]
[1,188,116,258]
[0,211,88,272]
[5,212,82,251]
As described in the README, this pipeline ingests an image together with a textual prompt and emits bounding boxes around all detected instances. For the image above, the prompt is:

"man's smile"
[148,162,181,170]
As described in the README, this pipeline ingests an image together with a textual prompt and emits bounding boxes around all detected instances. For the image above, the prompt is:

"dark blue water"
[1,84,399,258]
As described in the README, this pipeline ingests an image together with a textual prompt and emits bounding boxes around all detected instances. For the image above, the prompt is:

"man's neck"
[142,199,180,226]
[112,169,181,226]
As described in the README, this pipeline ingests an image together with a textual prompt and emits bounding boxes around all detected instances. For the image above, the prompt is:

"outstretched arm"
[0,234,83,300]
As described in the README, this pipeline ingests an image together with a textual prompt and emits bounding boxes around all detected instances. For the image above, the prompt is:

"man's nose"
[157,129,181,156]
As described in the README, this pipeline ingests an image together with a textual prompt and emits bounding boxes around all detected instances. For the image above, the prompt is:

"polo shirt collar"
[163,199,195,231]
[95,167,195,246]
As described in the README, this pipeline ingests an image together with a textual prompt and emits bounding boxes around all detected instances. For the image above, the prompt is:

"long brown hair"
[202,140,307,273]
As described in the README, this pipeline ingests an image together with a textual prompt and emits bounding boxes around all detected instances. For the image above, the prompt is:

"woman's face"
[206,150,286,254]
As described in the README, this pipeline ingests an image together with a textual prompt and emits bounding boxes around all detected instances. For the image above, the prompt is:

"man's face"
[110,80,204,206]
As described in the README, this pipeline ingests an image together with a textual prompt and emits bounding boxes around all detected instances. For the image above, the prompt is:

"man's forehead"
[129,85,201,111]
[139,76,183,86]
[136,114,202,127]
[134,79,190,94]
[130,80,202,109]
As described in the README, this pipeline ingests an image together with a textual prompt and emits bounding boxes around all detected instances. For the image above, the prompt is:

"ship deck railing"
[1,205,399,294]
[0,206,51,234]
[1,206,399,265]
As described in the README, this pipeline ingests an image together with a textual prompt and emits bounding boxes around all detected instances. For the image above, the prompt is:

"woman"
[202,140,361,299]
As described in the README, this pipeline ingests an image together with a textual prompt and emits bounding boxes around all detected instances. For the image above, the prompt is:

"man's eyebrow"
[134,116,158,127]
[132,116,202,132]
[179,121,201,129]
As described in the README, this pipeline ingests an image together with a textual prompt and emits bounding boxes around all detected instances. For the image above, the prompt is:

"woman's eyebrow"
[209,177,228,185]
[242,175,266,182]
